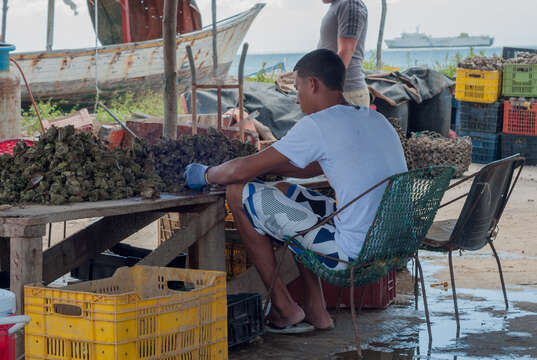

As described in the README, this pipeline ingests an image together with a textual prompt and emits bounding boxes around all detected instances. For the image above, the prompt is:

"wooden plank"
[0,192,223,225]
[42,211,164,284]
[227,246,300,296]
[0,223,46,238]
[10,237,42,313]
[197,197,226,272]
[138,213,198,266]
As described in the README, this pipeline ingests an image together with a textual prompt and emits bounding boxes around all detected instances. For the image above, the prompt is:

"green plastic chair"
[266,166,456,357]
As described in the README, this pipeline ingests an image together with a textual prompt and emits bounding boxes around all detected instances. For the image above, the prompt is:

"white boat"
[386,31,494,49]
[11,3,265,102]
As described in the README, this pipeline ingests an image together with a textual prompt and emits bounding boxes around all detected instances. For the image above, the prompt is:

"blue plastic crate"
[458,101,503,133]
[458,130,501,164]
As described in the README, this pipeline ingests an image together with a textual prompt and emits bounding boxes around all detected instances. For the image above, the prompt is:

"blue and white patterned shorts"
[241,180,350,271]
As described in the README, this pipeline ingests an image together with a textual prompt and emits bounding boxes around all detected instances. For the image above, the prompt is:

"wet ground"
[230,256,537,360]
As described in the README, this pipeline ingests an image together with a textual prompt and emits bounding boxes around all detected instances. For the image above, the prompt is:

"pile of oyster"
[407,131,472,178]
[504,52,537,65]
[150,127,267,193]
[458,56,503,71]
[0,126,162,205]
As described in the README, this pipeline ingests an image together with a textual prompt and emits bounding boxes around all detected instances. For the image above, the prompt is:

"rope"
[9,58,45,135]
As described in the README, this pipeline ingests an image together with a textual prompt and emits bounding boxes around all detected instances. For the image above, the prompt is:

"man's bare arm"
[206,147,323,185]
[337,37,358,68]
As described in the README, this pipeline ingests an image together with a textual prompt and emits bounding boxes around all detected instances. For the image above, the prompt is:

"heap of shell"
[150,127,271,194]
[407,131,472,178]
[386,117,414,170]
[458,56,503,71]
[504,52,537,65]
[0,126,163,205]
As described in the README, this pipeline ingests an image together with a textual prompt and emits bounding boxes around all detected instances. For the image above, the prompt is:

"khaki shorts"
[344,88,370,107]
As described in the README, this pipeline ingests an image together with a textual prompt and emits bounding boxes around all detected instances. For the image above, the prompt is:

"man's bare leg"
[296,262,334,329]
[226,183,305,328]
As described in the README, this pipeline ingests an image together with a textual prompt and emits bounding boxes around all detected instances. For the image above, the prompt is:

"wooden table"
[0,191,226,315]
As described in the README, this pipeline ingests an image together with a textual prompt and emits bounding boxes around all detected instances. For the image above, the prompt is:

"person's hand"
[185,163,210,190]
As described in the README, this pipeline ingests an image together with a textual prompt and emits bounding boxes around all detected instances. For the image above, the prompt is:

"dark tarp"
[366,67,455,106]
[183,68,454,139]
[183,82,303,140]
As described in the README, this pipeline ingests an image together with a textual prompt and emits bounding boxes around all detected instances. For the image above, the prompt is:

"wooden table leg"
[11,234,44,359]
[197,197,226,272]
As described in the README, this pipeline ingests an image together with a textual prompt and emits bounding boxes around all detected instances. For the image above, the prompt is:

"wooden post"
[163,0,178,140]
[186,45,198,135]
[376,0,387,71]
[46,0,55,51]
[211,0,217,76]
[196,197,225,272]
[238,43,248,142]
[1,0,7,42]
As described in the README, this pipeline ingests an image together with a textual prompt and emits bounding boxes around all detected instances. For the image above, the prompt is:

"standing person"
[184,49,406,333]
[319,0,370,107]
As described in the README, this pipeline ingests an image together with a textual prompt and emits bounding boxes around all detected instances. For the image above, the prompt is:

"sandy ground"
[427,163,537,291]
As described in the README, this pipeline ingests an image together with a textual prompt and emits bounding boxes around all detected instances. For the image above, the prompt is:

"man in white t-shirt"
[184,49,407,334]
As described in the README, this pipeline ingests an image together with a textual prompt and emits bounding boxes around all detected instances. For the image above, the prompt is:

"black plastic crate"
[458,101,503,133]
[458,130,501,164]
[501,133,537,165]
[71,245,187,281]
[227,293,264,347]
[502,47,537,60]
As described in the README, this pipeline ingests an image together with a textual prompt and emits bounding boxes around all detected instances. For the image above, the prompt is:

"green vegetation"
[245,62,284,83]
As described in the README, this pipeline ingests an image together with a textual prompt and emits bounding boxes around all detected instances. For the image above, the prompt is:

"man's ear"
[309,77,320,94]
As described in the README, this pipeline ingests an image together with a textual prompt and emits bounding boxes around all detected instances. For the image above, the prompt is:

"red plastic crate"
[503,100,537,136]
[0,139,34,156]
[0,324,15,360]
[288,269,396,310]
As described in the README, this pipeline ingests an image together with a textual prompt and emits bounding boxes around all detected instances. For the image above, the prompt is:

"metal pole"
[46,0,55,51]
[211,0,217,76]
[163,0,178,140]
[1,0,7,42]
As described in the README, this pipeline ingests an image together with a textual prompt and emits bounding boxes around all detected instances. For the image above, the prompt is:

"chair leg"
[448,250,460,336]
[415,255,432,340]
[349,265,362,358]
[488,238,508,310]
[414,256,419,310]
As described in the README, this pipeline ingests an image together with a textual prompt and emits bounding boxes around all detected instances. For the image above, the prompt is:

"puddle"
[353,256,537,360]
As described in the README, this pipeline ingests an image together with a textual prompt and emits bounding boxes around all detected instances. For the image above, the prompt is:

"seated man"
[185,49,407,333]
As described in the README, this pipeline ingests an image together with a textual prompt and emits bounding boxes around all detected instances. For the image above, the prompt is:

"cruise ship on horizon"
[385,29,494,49]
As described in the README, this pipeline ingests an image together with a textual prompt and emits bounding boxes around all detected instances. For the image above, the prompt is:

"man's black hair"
[293,49,345,91]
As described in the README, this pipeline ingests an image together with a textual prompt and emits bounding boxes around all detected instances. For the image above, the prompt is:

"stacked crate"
[500,57,537,165]
[455,66,504,163]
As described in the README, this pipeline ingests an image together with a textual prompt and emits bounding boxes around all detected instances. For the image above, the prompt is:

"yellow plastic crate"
[25,266,228,360]
[455,68,502,104]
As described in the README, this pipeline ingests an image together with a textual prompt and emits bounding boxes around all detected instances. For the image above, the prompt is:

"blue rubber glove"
[185,163,210,190]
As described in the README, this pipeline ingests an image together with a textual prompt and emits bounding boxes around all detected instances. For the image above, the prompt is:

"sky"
[3,0,536,54]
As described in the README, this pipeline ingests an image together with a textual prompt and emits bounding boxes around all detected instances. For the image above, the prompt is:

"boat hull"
[12,4,265,102]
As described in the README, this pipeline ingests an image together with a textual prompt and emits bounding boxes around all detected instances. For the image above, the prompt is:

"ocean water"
[230,46,537,77]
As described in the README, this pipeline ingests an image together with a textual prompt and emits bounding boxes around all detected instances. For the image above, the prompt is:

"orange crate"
[503,100,537,136]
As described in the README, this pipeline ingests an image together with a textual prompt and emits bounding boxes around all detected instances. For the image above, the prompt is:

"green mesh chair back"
[295,166,456,288]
